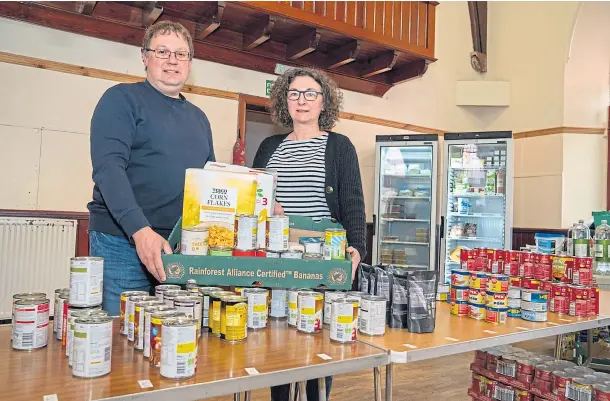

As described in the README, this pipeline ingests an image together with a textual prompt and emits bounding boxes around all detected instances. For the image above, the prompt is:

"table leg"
[385,363,393,401]
[234,394,241,401]
[289,383,296,401]
[318,377,327,401]
[554,335,562,359]
[298,381,308,401]
[374,367,382,401]
[586,328,594,366]
[244,391,251,401]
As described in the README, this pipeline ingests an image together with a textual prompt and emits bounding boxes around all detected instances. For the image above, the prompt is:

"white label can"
[287,289,300,327]
[160,317,198,380]
[69,257,104,307]
[55,293,69,341]
[359,295,387,336]
[134,301,164,350]
[180,227,209,255]
[197,287,222,328]
[235,214,258,251]
[68,309,107,366]
[12,298,50,350]
[244,289,268,329]
[143,306,177,359]
[297,291,323,334]
[65,305,102,358]
[128,296,157,342]
[53,289,69,333]
[324,291,346,325]
[270,289,288,319]
[330,298,359,343]
[12,292,46,342]
[174,296,203,337]
[154,284,181,303]
[266,216,289,252]
[72,316,113,378]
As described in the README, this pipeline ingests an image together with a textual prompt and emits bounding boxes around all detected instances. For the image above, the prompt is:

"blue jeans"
[270,377,333,401]
[89,231,156,316]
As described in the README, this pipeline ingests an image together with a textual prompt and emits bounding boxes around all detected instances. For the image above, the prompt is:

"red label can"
[552,255,574,282]
[460,248,470,270]
[574,257,593,269]
[593,384,610,401]
[472,374,484,394]
[573,268,593,286]
[553,296,569,315]
[551,282,568,297]
[592,286,600,316]
[521,262,536,279]
[568,284,590,302]
[516,372,534,385]
[539,281,553,293]
[533,378,552,393]
[570,299,588,317]
[522,278,541,290]
[510,276,523,288]
[515,389,532,401]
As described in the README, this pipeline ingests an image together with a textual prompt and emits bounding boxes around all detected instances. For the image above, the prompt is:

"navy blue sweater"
[88,80,215,240]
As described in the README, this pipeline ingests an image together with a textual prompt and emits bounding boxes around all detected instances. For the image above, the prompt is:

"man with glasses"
[88,21,215,316]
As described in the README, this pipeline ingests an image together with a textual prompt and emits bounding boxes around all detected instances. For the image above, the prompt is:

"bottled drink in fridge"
[572,219,591,257]
[594,220,610,275]
[566,223,576,256]
[496,170,505,195]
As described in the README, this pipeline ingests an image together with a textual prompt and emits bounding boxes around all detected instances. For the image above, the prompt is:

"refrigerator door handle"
[439,215,445,238]
[372,214,376,236]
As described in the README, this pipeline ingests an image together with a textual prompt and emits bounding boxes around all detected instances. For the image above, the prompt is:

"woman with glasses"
[253,67,366,401]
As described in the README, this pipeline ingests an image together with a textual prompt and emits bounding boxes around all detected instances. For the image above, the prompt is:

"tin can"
[567,378,595,401]
[508,306,522,318]
[233,249,257,257]
[590,286,599,316]
[270,288,288,319]
[489,249,506,274]
[68,309,107,366]
[234,214,258,251]
[12,298,50,351]
[486,291,508,308]
[128,296,157,341]
[303,253,324,261]
[470,272,487,291]
[521,310,547,322]
[505,251,521,276]
[256,249,267,257]
[160,317,198,379]
[461,248,474,270]
[551,282,568,297]
[535,364,554,381]
[508,298,521,309]
[267,216,289,252]
[535,254,553,281]
[13,293,46,335]
[517,359,535,375]
[174,296,203,337]
[522,278,541,290]
[521,261,535,279]
[164,290,190,307]
[451,286,470,302]
[209,290,234,336]
[64,305,102,354]
[53,288,69,333]
[539,281,553,293]
[72,316,113,378]
[288,288,304,327]
[553,296,569,314]
[508,287,522,299]
[552,255,574,283]
[510,276,523,288]
[450,300,469,316]
[281,250,303,259]
[184,279,198,291]
[468,289,486,305]
[53,292,70,341]
[486,274,509,292]
[451,270,471,287]
[324,228,347,261]
[69,257,104,308]
[181,226,209,255]
[324,291,346,325]
[220,295,248,342]
[575,256,593,270]
[143,306,176,359]
[133,300,163,351]
[243,288,268,329]
[266,250,281,258]
[485,307,507,324]
[570,299,589,317]
[330,298,359,343]
[522,290,548,303]
[155,284,181,302]
[150,310,185,367]
[297,291,323,334]
[593,384,610,401]
[197,286,222,328]
[574,268,594,286]
[209,246,233,256]
[522,300,548,312]
[358,295,386,336]
[120,290,148,335]
[568,284,591,302]
[469,303,486,320]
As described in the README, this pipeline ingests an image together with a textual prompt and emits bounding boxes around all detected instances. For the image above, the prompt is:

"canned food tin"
[551,282,568,297]
[470,272,487,290]
[324,228,347,261]
[508,287,522,299]
[509,276,523,288]
[220,295,248,342]
[197,286,222,328]
[120,290,148,335]
[539,281,552,294]
[461,248,476,270]
[243,288,268,329]
[508,308,521,318]
[593,384,610,401]
[133,301,163,351]
[521,278,541,290]
[174,296,203,337]
[303,253,324,260]
[468,289,486,305]
[12,298,50,351]
[164,290,190,307]
[508,297,521,308]
[143,306,176,359]
[255,249,267,257]
[128,296,158,341]
[55,292,70,341]
[570,299,589,317]
[522,290,548,303]
[469,303,486,320]
[506,251,521,276]
[521,261,535,278]
[330,298,358,343]
[231,249,256,257]
[155,284,181,302]
[590,286,600,317]
[521,310,547,322]
[180,226,209,255]
[13,292,47,340]
[358,295,386,336]
[160,317,198,379]
[451,286,470,302]
[486,291,508,308]
[64,305,103,354]
[567,377,595,401]
[485,307,507,324]
[281,250,303,259]
[234,214,258,251]
[209,246,233,256]
[209,291,235,336]
[270,289,288,319]
[266,251,281,258]
[288,288,307,327]
[450,300,469,316]
[535,364,554,381]
[517,359,535,375]
[184,279,198,291]
[68,309,107,366]
[451,270,471,287]
[267,216,289,252]
[522,300,548,312]
[69,257,104,307]
[72,316,113,378]
[53,289,69,333]
[324,291,346,325]
[297,291,323,334]
[150,310,185,367]
[486,274,509,292]
[568,284,592,302]
[572,366,595,375]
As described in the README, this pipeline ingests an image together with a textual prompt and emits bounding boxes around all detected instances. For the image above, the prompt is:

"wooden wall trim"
[513,126,606,139]
[0,209,89,220]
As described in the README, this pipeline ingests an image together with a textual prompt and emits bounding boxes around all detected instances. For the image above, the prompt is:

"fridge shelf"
[448,167,506,171]
[393,263,429,269]
[448,193,505,198]
[447,236,503,243]
[382,196,430,201]
[381,240,429,246]
[382,218,430,223]
[383,173,432,178]
[447,213,504,218]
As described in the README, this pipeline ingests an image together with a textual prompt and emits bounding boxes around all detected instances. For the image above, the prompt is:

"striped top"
[266,133,331,218]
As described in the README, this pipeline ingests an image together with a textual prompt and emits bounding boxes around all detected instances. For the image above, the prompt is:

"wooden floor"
[206,338,556,401]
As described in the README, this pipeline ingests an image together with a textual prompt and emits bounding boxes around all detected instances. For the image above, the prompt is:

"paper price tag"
[402,343,418,349]
[483,330,497,334]
[43,396,58,401]
[138,380,153,389]
[444,337,459,342]
[317,354,332,360]
[245,367,260,375]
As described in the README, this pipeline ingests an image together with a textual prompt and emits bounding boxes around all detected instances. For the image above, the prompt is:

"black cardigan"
[252,132,367,260]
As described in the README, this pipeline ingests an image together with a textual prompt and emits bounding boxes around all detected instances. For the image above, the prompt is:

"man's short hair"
[142,20,194,59]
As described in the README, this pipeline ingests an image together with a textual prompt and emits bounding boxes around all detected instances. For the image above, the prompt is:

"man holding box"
[87,21,215,316]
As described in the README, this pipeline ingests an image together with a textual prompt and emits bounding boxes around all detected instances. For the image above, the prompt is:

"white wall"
[244,112,285,167]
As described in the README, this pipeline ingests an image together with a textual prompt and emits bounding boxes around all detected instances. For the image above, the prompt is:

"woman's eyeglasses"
[287,90,323,101]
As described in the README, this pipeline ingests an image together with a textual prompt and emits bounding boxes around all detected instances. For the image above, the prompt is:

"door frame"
[237,94,271,145]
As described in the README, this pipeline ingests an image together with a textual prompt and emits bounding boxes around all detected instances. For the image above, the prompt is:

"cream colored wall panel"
[455,81,511,106]
[183,95,239,151]
[513,175,562,228]
[37,130,92,212]
[214,148,233,164]
[0,125,40,209]
[514,135,563,177]
[360,166,375,223]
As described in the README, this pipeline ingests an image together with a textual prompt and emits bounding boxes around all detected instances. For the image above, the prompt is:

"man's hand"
[273,202,285,216]
[346,247,361,282]
[132,226,172,282]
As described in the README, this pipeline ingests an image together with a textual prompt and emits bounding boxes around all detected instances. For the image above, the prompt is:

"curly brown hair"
[269,67,343,131]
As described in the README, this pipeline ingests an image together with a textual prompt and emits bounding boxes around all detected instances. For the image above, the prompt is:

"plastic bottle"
[566,223,576,256]
[572,219,591,257]
[594,220,610,275]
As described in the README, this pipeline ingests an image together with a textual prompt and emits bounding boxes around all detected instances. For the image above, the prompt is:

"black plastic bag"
[407,270,438,333]
[388,269,409,329]
[359,264,373,294]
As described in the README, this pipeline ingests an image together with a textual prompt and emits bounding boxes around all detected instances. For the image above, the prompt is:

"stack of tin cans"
[450,269,510,324]
[521,289,548,322]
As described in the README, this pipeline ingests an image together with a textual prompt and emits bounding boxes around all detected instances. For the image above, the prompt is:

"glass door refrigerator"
[440,132,514,284]
[372,134,439,270]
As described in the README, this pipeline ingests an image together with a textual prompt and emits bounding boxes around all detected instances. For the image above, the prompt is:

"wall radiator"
[0,217,76,321]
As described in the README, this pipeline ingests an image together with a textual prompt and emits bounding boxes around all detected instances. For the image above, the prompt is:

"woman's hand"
[346,246,361,282]
[273,202,285,216]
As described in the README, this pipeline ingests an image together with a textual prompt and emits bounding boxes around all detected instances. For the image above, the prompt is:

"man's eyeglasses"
[143,48,191,61]
[287,90,323,101]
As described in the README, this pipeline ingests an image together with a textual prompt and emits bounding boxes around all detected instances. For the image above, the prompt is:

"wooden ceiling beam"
[326,40,360,69]
[390,59,429,84]
[76,1,96,15]
[242,15,275,51]
[142,2,163,27]
[195,1,225,41]
[360,50,399,78]
[286,28,321,60]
